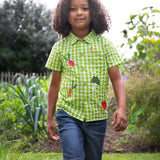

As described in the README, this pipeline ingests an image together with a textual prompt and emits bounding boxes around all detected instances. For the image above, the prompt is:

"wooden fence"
[0,72,51,84]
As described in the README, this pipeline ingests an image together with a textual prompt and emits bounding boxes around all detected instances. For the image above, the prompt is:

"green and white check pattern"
[46,30,122,122]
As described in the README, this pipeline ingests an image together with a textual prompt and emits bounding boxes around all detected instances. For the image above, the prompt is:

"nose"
[77,8,82,15]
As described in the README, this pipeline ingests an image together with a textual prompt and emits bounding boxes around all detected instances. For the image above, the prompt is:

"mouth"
[75,18,85,22]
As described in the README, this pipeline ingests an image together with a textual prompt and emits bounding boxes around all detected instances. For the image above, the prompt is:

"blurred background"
[0,0,160,157]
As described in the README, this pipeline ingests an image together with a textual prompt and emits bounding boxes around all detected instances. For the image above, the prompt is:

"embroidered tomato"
[101,101,107,111]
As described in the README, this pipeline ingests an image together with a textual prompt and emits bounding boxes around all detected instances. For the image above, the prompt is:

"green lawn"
[0,152,160,160]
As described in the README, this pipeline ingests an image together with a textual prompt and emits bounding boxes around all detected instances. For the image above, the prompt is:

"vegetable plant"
[1,73,48,141]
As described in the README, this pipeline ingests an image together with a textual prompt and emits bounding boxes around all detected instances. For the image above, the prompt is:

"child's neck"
[71,29,90,39]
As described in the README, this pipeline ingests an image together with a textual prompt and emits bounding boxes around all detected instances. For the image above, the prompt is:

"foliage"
[125,73,160,146]
[0,73,50,142]
[1,71,160,152]
[121,7,160,73]
[108,71,160,149]
[0,0,59,73]
[0,85,23,141]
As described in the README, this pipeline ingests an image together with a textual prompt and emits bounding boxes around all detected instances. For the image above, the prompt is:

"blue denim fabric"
[56,109,107,160]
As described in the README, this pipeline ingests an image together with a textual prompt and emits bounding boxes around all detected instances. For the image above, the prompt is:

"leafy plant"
[121,7,160,73]
[0,85,22,141]
[1,73,48,141]
[125,73,160,146]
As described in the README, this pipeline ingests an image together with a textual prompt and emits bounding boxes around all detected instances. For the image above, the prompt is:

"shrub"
[125,73,160,146]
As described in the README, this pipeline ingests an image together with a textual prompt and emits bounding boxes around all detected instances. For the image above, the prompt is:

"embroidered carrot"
[68,81,77,97]
[64,53,74,67]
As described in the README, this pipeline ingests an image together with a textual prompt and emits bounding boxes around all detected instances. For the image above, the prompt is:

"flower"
[129,134,132,136]
[110,96,115,99]
[146,130,150,134]
[122,75,128,82]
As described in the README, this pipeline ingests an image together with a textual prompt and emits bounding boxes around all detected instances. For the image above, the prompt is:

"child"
[46,0,127,159]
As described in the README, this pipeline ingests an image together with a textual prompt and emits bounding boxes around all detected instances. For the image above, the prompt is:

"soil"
[38,123,159,153]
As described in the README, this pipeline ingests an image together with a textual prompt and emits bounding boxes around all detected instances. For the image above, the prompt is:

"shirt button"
[84,83,86,85]
[84,99,87,101]
[81,40,84,43]
[81,53,84,56]
[82,68,85,71]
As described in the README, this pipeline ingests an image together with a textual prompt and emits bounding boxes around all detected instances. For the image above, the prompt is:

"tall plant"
[1,73,48,140]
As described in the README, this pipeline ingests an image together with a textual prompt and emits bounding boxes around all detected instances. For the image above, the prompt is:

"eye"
[70,7,76,11]
[82,7,89,11]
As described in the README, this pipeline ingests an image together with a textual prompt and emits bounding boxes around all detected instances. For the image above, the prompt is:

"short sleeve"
[45,42,62,71]
[105,39,122,68]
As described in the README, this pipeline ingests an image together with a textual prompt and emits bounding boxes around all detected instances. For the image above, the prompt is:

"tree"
[121,7,160,73]
[0,0,59,73]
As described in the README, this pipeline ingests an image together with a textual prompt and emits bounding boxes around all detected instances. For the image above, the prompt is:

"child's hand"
[111,108,127,132]
[47,120,60,141]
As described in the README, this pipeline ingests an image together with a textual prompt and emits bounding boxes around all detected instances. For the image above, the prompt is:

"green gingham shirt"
[46,30,122,122]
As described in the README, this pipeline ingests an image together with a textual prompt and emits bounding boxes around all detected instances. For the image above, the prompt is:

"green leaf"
[142,7,149,10]
[34,107,41,135]
[127,124,136,132]
[138,26,147,36]
[131,102,136,111]
[152,9,160,13]
[41,105,47,129]
[135,108,144,116]
[15,86,28,104]
[130,14,137,20]
[142,38,149,44]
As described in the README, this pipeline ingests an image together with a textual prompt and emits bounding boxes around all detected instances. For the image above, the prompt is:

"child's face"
[69,0,91,33]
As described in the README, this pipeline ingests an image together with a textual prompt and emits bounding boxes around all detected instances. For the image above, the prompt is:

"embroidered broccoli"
[91,76,100,89]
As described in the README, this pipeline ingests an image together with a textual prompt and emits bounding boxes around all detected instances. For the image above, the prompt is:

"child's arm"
[47,71,61,141]
[108,66,127,132]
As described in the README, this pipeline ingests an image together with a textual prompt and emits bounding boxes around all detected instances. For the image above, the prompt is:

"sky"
[36,0,160,58]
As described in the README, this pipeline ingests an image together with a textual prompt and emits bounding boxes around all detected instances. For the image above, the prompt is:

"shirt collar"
[68,30,97,45]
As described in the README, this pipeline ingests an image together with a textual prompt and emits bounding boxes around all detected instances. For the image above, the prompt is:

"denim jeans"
[56,109,107,160]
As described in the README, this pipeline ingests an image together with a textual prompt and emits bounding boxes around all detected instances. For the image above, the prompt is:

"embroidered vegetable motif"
[101,101,107,111]
[91,76,100,90]
[64,53,74,67]
[91,76,100,85]
[68,81,77,97]
[90,47,92,52]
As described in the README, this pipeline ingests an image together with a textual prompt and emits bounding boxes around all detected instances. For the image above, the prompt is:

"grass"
[1,153,160,160]
[0,149,160,160]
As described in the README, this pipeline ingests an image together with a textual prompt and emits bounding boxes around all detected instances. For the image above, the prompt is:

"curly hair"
[52,0,111,38]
